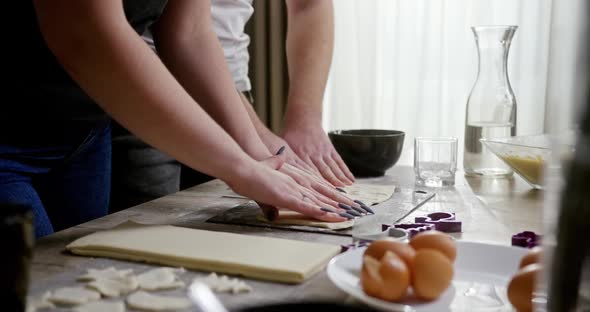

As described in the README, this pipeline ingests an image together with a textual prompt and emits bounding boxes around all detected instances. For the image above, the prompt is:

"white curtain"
[323,0,579,167]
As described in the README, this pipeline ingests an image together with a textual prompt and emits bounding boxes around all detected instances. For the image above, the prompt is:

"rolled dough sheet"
[256,182,395,229]
[66,221,340,284]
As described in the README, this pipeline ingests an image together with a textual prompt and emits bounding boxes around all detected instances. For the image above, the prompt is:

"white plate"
[327,241,527,311]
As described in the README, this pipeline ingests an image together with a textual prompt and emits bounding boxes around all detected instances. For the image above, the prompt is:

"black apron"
[2,0,168,135]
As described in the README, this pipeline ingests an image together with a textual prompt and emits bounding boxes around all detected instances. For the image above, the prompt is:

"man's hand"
[283,124,355,187]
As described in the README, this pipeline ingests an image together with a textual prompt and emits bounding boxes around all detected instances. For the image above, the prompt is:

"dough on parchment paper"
[47,287,101,306]
[86,275,139,297]
[193,272,252,294]
[137,267,186,291]
[77,267,134,281]
[256,182,395,229]
[73,300,125,312]
[256,210,354,230]
[26,291,54,312]
[126,290,192,311]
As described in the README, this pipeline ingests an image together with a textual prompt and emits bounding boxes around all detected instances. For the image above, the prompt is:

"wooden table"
[29,166,544,310]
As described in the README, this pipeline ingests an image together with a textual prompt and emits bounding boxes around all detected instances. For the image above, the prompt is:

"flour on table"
[87,275,138,297]
[193,272,252,294]
[47,287,101,306]
[73,301,125,312]
[137,267,185,291]
[77,267,134,282]
[126,291,192,311]
[26,291,54,312]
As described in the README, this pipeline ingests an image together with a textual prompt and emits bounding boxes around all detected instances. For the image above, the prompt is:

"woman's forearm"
[34,0,257,182]
[153,1,272,160]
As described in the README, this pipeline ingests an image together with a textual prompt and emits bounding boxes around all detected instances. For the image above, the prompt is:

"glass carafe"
[464,25,517,177]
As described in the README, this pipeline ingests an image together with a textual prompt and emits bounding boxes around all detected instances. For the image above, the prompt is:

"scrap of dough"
[126,291,192,311]
[26,291,54,312]
[73,301,125,312]
[87,275,138,297]
[47,287,100,306]
[66,221,340,284]
[256,210,354,230]
[343,183,395,205]
[194,272,252,294]
[137,267,185,291]
[78,267,134,281]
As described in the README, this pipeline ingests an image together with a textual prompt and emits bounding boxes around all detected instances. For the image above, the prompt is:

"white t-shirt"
[142,0,254,92]
[211,0,254,92]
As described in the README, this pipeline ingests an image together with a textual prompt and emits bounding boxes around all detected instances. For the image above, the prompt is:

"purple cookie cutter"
[384,223,434,238]
[414,212,462,233]
[512,231,541,248]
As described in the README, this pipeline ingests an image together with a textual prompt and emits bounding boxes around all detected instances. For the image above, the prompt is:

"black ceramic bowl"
[328,129,405,177]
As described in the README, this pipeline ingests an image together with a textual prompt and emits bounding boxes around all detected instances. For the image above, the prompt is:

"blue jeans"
[0,121,111,238]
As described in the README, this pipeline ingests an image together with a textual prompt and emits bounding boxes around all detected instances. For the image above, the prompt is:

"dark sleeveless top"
[3,1,168,129]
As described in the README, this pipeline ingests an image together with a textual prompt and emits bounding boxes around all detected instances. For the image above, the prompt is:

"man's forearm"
[283,0,334,128]
[239,93,284,151]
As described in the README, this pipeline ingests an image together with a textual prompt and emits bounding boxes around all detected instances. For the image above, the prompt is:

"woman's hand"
[226,155,353,222]
[278,163,359,209]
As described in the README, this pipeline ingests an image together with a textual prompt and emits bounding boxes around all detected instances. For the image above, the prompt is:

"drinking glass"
[414,137,458,187]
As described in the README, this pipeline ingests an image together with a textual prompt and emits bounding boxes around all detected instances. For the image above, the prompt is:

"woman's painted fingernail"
[350,205,367,215]
[335,187,347,193]
[338,212,355,220]
[338,203,353,210]
[354,200,375,214]
[347,210,362,217]
[320,207,336,213]
[275,146,286,155]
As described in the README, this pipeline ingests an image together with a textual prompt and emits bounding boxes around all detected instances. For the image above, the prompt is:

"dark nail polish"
[338,203,353,210]
[347,210,362,217]
[321,207,336,213]
[350,205,366,215]
[275,146,286,155]
[338,212,355,220]
[335,187,347,193]
[354,200,375,214]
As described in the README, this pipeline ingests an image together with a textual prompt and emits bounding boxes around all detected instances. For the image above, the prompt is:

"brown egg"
[361,251,410,302]
[361,255,384,299]
[508,263,540,312]
[410,230,457,262]
[364,238,416,265]
[411,249,454,301]
[519,247,543,269]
